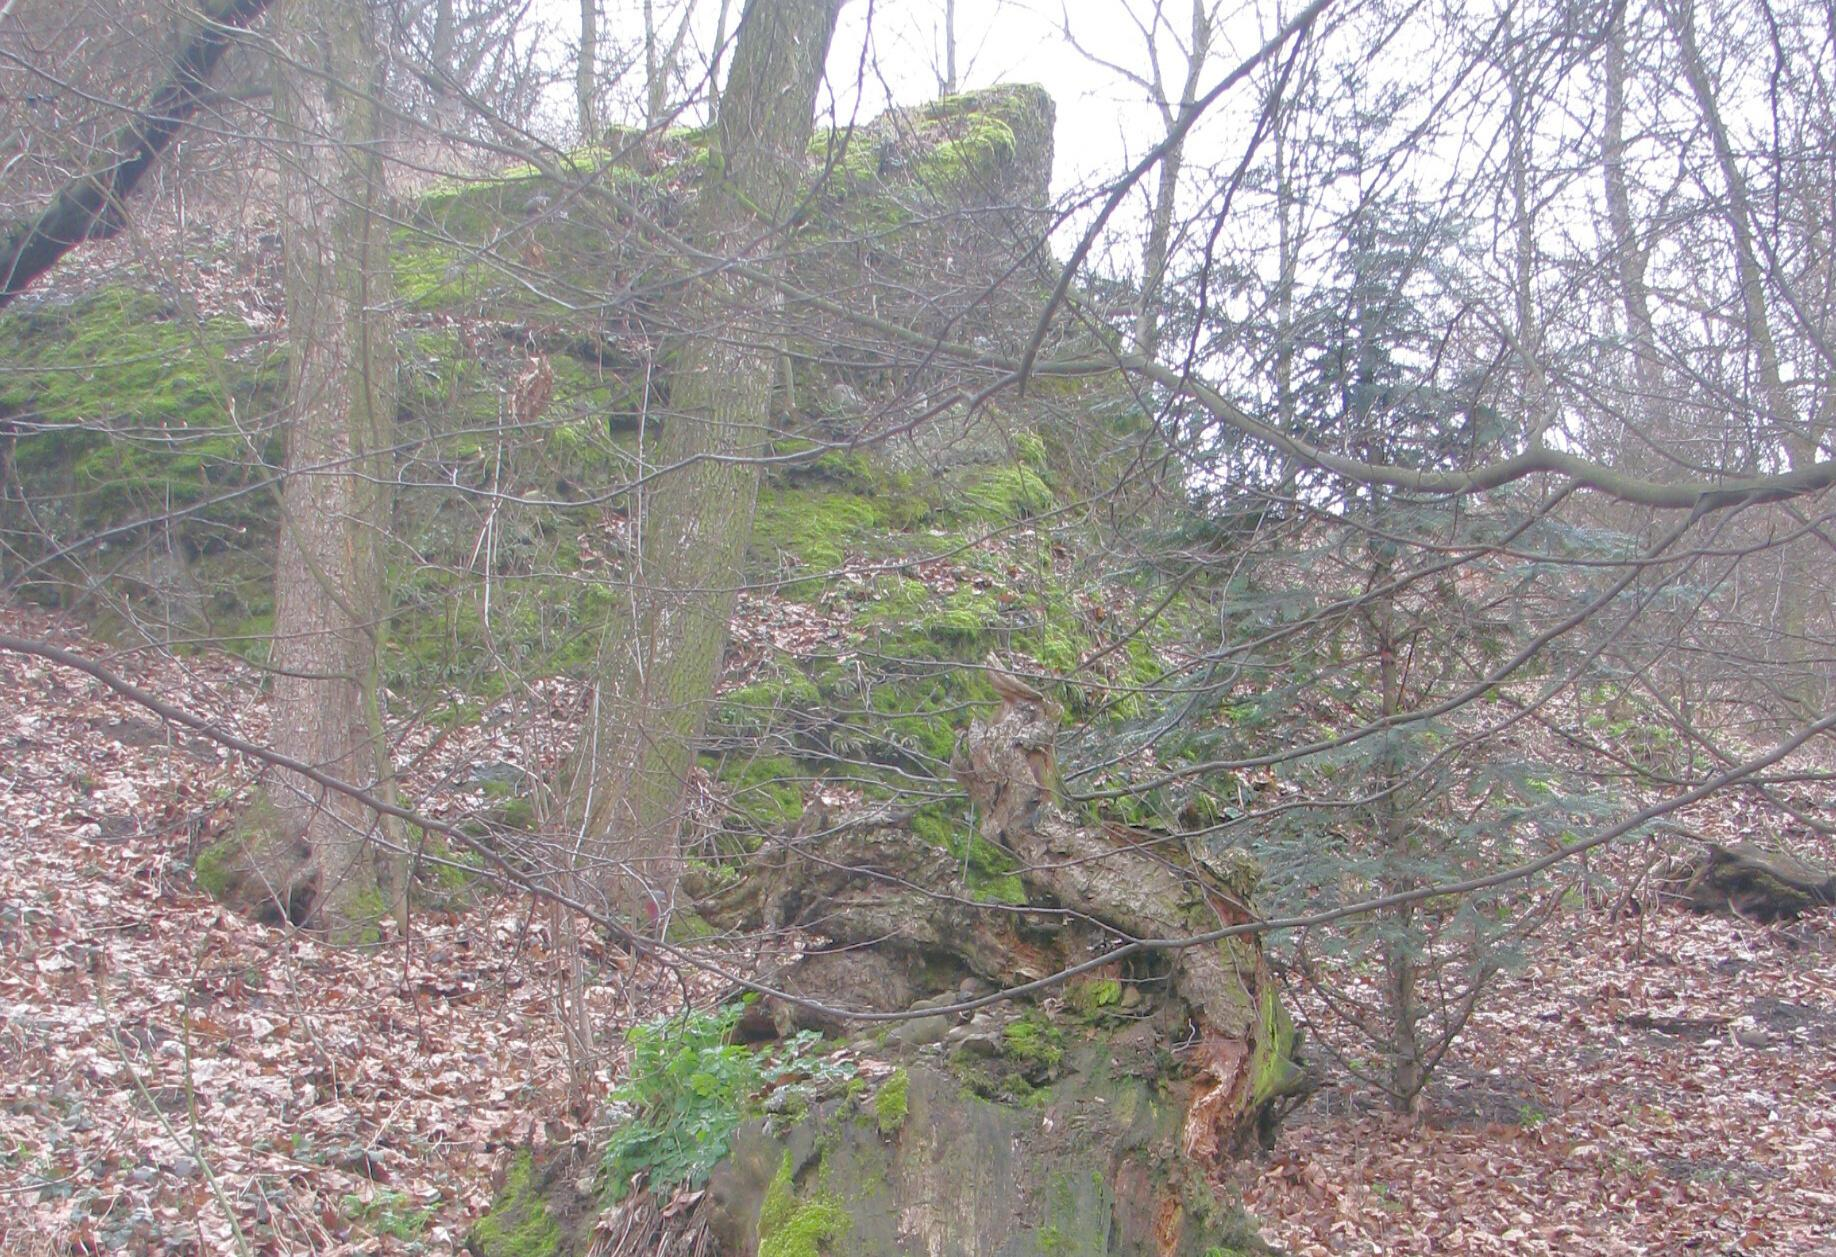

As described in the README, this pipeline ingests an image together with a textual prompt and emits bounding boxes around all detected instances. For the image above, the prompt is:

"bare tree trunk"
[1367,542,1423,1115]
[1664,0,1825,718]
[1273,85,1297,431]
[941,0,957,95]
[0,0,274,310]
[563,0,842,926]
[644,0,696,128]
[1601,11,1665,450]
[1506,13,1549,445]
[1133,0,1211,358]
[1663,0,1801,460]
[247,0,398,939]
[578,0,597,142]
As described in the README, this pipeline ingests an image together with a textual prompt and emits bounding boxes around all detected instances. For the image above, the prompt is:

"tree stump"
[661,675,1303,1254]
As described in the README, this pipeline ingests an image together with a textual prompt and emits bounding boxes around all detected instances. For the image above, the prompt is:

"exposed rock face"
[699,1059,1276,1257]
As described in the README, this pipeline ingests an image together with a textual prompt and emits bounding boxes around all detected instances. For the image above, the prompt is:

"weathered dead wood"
[1664,842,1835,922]
[696,667,1306,1158]
[953,672,1293,1160]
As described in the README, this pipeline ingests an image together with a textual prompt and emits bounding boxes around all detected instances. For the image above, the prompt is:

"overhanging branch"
[0,0,272,309]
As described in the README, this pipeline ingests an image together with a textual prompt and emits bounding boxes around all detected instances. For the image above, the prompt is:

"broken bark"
[672,674,1304,1252]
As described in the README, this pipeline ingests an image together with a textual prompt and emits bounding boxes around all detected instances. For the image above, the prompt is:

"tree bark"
[561,0,843,925]
[1133,0,1211,359]
[572,677,1311,1256]
[237,0,398,938]
[578,0,597,142]
[694,671,1308,1153]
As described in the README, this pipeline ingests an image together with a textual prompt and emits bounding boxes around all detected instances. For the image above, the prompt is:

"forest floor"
[3,601,1835,1255]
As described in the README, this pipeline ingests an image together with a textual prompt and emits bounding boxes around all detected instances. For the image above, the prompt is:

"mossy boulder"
[701,1054,1277,1257]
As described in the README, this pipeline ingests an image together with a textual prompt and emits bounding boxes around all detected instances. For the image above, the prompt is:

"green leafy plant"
[342,1189,436,1240]
[599,1005,853,1201]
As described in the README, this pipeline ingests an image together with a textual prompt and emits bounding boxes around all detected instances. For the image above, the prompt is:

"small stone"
[953,1025,1003,1058]
[1730,1016,1773,1048]
[167,1157,199,1180]
[910,992,961,1013]
[129,1165,157,1185]
[885,1013,949,1049]
[1119,985,1142,1010]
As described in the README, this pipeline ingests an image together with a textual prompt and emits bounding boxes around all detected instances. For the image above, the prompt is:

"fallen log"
[1663,841,1835,922]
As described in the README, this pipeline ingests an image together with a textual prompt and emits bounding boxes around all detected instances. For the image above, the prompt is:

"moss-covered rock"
[703,1055,1275,1257]
[758,1151,851,1257]
[872,1068,910,1135]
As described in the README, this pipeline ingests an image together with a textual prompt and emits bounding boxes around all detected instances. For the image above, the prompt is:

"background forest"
[2,0,1834,1252]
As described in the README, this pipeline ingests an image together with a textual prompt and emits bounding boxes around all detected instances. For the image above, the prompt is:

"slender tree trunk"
[1663,0,1800,459]
[1506,15,1549,445]
[252,0,398,939]
[1364,532,1423,1115]
[645,0,696,128]
[941,0,957,95]
[1273,92,1297,431]
[1133,0,1211,358]
[563,0,842,926]
[579,0,598,142]
[1664,0,1824,717]
[1602,12,1664,452]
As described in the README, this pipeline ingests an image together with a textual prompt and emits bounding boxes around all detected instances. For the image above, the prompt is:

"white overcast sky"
[602,1,1289,210]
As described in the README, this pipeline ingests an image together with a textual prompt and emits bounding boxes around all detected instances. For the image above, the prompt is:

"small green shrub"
[599,1006,854,1201]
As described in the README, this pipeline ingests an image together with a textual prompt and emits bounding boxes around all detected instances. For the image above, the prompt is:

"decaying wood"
[1663,841,1836,921]
[697,665,1306,1156]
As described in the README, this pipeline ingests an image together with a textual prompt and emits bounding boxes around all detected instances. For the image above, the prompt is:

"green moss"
[1065,978,1123,1021]
[858,582,1006,653]
[1247,984,1304,1111]
[717,755,806,827]
[913,114,1018,184]
[664,910,718,942]
[0,285,282,552]
[872,1068,910,1134]
[720,669,823,735]
[191,838,240,901]
[492,797,536,831]
[758,1152,850,1257]
[1002,1012,1064,1070]
[752,488,883,595]
[910,806,1026,904]
[415,832,483,893]
[470,1151,560,1257]
[390,239,478,311]
[953,464,1053,524]
[807,129,884,200]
